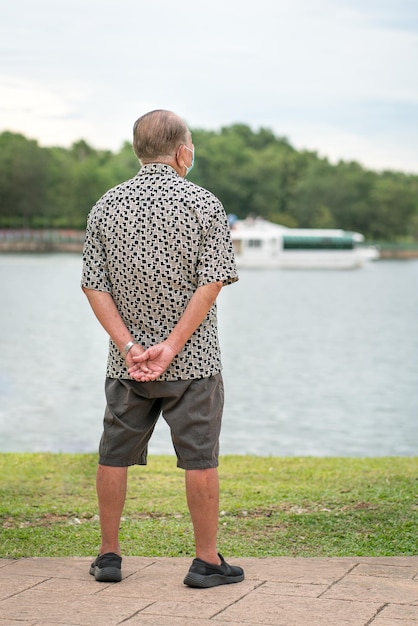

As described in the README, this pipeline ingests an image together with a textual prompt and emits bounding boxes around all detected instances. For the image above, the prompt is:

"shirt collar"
[138,163,180,177]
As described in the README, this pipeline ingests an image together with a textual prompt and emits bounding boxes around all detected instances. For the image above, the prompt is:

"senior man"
[81,109,244,588]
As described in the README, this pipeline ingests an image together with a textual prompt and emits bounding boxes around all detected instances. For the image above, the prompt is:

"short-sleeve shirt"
[81,163,238,381]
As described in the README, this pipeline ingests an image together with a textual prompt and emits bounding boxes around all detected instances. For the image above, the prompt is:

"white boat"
[229,217,379,269]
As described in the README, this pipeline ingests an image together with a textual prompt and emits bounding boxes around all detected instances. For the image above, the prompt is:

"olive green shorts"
[98,373,224,470]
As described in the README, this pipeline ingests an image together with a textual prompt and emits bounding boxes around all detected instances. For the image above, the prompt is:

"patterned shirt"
[81,163,238,380]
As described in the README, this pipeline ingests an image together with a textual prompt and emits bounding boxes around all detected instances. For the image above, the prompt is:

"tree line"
[1,125,417,241]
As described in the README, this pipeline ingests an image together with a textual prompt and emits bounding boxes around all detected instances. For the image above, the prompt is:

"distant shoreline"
[1,229,418,258]
[1,243,418,259]
[378,247,418,259]
[0,241,84,253]
[0,229,85,254]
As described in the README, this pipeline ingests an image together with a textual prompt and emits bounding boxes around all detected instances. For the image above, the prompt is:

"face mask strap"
[183,145,195,175]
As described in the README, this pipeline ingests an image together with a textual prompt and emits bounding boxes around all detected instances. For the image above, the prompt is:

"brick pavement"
[0,556,417,625]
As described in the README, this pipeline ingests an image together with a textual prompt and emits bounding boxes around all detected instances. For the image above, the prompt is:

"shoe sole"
[90,565,122,583]
[183,571,244,588]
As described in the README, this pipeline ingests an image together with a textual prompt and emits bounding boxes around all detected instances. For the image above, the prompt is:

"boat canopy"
[282,234,355,250]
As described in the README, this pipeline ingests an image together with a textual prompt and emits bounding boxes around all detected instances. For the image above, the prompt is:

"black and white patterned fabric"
[81,163,238,380]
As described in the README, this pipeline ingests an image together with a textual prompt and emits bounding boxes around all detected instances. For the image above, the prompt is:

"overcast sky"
[1,0,418,172]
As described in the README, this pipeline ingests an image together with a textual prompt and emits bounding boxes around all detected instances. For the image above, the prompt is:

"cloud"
[0,0,417,171]
[0,76,91,144]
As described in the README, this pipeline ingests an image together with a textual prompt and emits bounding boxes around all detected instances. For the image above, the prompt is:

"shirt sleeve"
[80,203,112,293]
[196,197,239,287]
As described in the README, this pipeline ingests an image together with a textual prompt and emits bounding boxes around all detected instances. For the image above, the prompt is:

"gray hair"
[133,110,190,162]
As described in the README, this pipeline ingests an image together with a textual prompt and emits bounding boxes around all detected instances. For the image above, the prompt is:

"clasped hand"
[127,341,177,382]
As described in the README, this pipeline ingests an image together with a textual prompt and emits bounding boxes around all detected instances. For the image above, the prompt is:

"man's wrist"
[121,341,136,359]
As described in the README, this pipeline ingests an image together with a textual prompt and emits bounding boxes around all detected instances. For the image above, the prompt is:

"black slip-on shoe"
[89,552,122,582]
[183,553,244,588]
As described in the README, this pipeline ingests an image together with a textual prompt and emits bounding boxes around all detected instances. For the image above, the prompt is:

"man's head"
[133,110,194,176]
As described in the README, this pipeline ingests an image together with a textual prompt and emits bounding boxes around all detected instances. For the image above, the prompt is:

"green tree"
[0,126,417,240]
[367,173,418,240]
[0,132,48,226]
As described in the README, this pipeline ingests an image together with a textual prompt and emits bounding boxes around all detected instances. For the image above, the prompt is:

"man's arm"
[128,281,223,382]
[81,287,146,367]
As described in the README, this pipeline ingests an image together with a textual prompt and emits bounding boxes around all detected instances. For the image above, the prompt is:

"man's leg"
[96,464,128,556]
[185,467,221,565]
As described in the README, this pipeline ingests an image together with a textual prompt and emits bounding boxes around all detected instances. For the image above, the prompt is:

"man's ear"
[176,145,185,168]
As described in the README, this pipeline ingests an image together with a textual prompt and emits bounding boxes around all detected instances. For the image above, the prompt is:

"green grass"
[0,454,417,558]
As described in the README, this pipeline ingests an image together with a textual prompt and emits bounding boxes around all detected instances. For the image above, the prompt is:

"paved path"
[0,556,417,625]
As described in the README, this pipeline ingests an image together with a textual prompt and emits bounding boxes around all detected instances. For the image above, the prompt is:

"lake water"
[0,254,417,457]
